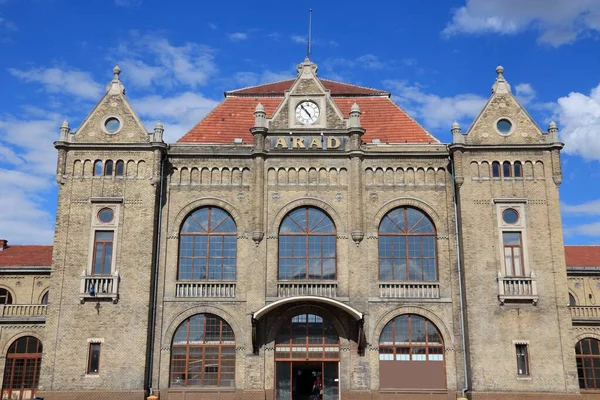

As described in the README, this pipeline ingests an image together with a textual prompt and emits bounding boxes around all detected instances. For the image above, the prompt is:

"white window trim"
[87,200,121,276]
[494,199,530,277]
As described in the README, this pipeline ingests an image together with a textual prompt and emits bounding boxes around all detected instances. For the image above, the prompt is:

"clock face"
[295,101,320,125]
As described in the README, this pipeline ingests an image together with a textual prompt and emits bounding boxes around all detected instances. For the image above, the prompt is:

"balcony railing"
[277,281,338,298]
[0,304,47,322]
[80,271,120,303]
[176,282,236,298]
[570,306,600,322]
[497,271,538,305]
[378,282,440,299]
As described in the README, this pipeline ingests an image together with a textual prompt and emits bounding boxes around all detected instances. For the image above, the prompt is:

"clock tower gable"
[267,57,346,131]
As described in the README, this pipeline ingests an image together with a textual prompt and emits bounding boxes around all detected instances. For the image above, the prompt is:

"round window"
[98,208,114,223]
[502,208,519,224]
[104,117,121,134]
[497,119,512,134]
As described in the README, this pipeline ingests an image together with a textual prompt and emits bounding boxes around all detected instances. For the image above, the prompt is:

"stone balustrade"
[80,271,120,303]
[570,306,600,320]
[497,271,538,305]
[176,282,236,298]
[0,304,47,319]
[378,282,440,299]
[277,282,338,298]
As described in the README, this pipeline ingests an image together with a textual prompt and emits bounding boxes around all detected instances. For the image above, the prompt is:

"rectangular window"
[503,232,524,276]
[87,343,101,374]
[516,344,529,376]
[92,231,113,275]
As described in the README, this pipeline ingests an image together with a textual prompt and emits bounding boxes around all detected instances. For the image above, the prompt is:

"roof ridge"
[226,79,295,96]
[319,78,389,96]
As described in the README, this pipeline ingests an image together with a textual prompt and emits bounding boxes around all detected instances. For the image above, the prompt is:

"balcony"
[175,281,236,298]
[570,306,600,324]
[0,304,47,323]
[378,282,440,299]
[80,271,120,303]
[277,281,338,298]
[497,271,538,305]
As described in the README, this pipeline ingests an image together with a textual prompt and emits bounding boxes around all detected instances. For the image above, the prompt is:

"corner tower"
[40,66,166,399]
[451,67,577,398]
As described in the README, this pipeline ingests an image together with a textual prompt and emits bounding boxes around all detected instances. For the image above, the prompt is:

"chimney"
[0,239,7,251]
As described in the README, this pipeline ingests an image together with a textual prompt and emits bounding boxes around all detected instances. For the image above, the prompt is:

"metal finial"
[307,9,313,60]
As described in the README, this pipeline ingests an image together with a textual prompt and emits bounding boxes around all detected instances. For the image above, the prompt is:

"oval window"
[497,119,512,134]
[502,208,519,224]
[104,117,121,134]
[98,208,114,223]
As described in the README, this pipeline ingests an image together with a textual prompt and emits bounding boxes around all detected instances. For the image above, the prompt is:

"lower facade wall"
[35,390,146,400]
[468,392,583,400]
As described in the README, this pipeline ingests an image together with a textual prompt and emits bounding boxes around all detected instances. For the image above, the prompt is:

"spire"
[548,120,559,142]
[491,65,511,94]
[107,64,125,95]
[59,119,70,141]
[349,102,361,128]
[153,121,164,142]
[253,102,267,128]
[451,121,464,144]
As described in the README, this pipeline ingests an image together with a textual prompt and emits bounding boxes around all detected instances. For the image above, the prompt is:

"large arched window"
[576,338,600,390]
[275,313,339,360]
[379,207,437,281]
[2,336,43,399]
[178,207,237,280]
[278,207,336,280]
[379,314,445,390]
[0,288,13,305]
[170,314,235,388]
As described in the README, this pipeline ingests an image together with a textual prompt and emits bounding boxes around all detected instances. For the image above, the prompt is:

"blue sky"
[1,0,600,245]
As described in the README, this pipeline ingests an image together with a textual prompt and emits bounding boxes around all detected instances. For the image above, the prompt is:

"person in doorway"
[311,375,322,400]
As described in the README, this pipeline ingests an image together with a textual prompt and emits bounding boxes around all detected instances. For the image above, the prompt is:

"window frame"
[0,288,13,305]
[104,160,114,176]
[576,338,600,390]
[87,343,101,375]
[495,201,529,278]
[2,336,43,398]
[514,161,523,178]
[91,231,114,275]
[492,161,501,178]
[169,313,236,388]
[378,207,438,282]
[503,161,512,178]
[502,231,524,277]
[93,160,103,177]
[378,314,444,362]
[277,207,337,281]
[177,207,237,281]
[515,343,530,376]
[115,160,124,177]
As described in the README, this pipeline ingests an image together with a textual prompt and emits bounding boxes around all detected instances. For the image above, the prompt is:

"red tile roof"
[0,245,53,267]
[565,245,600,268]
[179,80,436,144]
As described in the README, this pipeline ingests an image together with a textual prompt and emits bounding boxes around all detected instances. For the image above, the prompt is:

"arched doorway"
[2,336,43,400]
[275,313,339,400]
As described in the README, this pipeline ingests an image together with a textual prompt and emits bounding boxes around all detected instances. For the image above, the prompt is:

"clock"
[295,101,320,125]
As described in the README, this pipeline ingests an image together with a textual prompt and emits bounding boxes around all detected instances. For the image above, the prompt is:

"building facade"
[1,58,600,400]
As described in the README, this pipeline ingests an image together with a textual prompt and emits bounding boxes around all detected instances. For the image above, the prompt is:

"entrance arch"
[274,313,339,400]
[2,336,43,400]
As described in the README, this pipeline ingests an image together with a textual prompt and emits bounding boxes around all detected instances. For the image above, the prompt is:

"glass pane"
[323,362,339,400]
[95,231,113,241]
[503,162,512,177]
[514,162,522,177]
[503,232,521,245]
[103,243,113,274]
[88,344,100,374]
[104,160,113,176]
[94,161,103,176]
[115,161,124,176]
[275,362,291,400]
[492,162,500,178]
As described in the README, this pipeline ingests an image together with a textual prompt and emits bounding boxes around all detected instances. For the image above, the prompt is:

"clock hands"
[300,104,312,119]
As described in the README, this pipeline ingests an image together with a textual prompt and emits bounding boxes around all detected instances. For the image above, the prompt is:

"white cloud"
[564,221,600,237]
[555,82,600,161]
[384,80,488,130]
[232,70,293,88]
[8,67,102,100]
[355,54,386,70]
[0,112,62,245]
[131,92,219,143]
[116,33,217,89]
[563,199,600,215]
[443,0,600,46]
[515,83,536,105]
[228,32,248,42]
[291,35,306,44]
[0,15,17,32]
